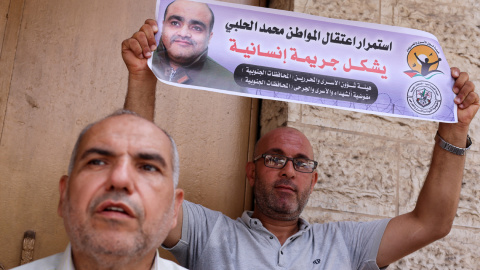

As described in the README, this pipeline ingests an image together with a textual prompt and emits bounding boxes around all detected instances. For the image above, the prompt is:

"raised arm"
[376,67,479,267]
[414,52,422,64]
[121,19,159,121]
[121,19,185,247]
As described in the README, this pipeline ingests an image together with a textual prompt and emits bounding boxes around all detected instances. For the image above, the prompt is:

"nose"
[106,159,135,194]
[279,159,296,179]
[178,25,191,37]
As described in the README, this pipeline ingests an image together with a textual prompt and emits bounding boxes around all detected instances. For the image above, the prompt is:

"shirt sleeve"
[163,200,224,268]
[338,218,391,270]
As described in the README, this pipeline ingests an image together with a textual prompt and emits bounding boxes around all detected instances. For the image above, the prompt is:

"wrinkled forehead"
[256,127,314,159]
[77,115,173,164]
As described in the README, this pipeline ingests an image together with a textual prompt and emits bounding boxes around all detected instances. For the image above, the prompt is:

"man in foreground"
[139,0,245,92]
[13,111,185,270]
[122,21,479,269]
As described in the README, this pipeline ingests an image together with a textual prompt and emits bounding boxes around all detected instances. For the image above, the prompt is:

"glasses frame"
[253,153,318,173]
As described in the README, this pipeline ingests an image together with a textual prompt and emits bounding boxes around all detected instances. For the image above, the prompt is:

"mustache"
[170,35,196,46]
[273,178,298,191]
[88,192,143,219]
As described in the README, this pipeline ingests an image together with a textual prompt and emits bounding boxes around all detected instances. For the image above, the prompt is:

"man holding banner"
[122,17,478,270]
[148,0,246,92]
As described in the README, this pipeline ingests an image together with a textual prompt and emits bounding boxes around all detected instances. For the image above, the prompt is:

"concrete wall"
[265,0,480,269]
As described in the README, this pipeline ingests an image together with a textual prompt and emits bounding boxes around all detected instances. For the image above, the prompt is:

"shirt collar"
[150,250,161,270]
[241,211,311,232]
[64,243,160,270]
[60,243,75,270]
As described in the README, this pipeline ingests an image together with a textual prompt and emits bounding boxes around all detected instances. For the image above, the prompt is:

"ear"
[171,188,184,230]
[310,171,318,193]
[246,161,256,187]
[58,175,69,217]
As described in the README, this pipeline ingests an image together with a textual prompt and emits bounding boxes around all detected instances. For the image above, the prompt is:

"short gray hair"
[67,110,180,187]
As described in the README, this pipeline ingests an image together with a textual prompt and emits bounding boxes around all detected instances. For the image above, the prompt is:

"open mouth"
[104,206,127,214]
[96,202,135,219]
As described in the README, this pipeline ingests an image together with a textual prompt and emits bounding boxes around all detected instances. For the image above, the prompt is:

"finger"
[132,31,153,58]
[457,82,477,109]
[450,67,460,79]
[140,23,158,51]
[122,37,145,59]
[452,71,469,95]
[144,19,159,33]
[458,91,479,110]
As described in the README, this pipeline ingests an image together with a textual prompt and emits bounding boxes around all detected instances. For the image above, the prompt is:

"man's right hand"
[121,19,159,78]
[122,19,159,120]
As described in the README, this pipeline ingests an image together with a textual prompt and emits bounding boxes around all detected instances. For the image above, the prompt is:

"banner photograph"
[148,0,457,122]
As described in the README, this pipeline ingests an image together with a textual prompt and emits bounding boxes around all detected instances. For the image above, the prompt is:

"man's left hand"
[439,68,479,139]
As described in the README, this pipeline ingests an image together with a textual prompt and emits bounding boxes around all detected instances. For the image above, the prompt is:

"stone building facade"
[261,0,480,268]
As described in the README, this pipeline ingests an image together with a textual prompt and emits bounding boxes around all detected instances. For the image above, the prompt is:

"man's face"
[247,128,318,221]
[161,0,213,66]
[58,115,182,260]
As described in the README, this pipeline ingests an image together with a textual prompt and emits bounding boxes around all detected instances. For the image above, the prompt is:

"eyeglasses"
[254,153,318,173]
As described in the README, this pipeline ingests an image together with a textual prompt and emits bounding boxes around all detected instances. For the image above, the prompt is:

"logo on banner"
[407,81,442,115]
[416,88,432,107]
[404,43,443,79]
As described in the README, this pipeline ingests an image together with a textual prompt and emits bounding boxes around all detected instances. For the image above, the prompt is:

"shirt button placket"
[278,249,285,267]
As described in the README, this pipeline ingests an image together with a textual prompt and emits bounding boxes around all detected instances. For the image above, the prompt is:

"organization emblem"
[404,43,443,79]
[407,81,441,115]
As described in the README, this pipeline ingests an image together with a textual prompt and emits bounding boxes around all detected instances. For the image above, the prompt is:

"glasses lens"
[264,154,286,168]
[293,158,315,173]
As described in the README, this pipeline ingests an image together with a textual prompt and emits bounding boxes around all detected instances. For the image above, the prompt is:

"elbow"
[429,221,453,240]
[438,223,453,238]
[416,214,454,242]
[413,209,455,241]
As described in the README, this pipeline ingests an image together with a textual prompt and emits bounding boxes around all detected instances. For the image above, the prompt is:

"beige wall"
[265,0,480,269]
[0,0,260,268]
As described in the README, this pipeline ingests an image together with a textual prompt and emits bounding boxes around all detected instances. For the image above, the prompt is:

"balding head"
[68,110,180,187]
[254,127,315,160]
[161,0,214,66]
[58,110,184,268]
[164,0,214,32]
[247,127,318,221]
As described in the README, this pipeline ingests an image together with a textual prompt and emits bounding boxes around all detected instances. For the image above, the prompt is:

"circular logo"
[407,45,440,74]
[407,81,442,115]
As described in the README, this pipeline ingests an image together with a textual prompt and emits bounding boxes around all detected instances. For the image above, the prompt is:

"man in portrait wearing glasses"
[122,21,479,269]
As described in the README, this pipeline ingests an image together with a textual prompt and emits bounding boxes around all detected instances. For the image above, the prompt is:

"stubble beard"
[166,35,200,65]
[253,176,311,221]
[62,192,175,268]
